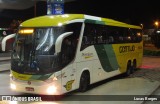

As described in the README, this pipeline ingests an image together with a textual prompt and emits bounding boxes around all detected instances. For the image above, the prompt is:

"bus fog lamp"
[10,83,16,90]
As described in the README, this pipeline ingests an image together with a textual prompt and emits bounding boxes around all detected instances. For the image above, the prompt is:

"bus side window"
[61,37,73,66]
[81,36,88,48]
[119,36,123,42]
[83,36,88,44]
[81,23,95,51]
[109,36,114,43]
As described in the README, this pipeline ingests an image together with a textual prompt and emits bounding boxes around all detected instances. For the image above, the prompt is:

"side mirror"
[1,33,16,52]
[55,32,73,54]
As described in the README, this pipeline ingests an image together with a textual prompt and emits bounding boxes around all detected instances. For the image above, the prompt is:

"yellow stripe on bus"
[11,70,32,80]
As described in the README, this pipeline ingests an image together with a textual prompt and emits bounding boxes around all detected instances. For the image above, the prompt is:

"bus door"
[61,63,76,93]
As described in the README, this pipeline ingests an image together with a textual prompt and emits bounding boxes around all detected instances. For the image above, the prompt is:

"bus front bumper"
[10,78,61,95]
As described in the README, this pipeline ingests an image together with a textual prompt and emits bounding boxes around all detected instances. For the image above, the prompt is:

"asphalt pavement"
[0,52,11,61]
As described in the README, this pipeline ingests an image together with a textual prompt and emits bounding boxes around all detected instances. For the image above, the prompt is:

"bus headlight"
[47,85,57,95]
[10,83,16,90]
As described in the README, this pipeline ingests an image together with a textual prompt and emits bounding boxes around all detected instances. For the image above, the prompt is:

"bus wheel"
[79,72,90,92]
[125,61,132,76]
[132,60,137,73]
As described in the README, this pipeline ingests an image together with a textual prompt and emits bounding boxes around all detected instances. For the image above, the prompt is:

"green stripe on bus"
[30,73,52,80]
[37,73,53,80]
[94,45,119,72]
[85,19,105,25]
[103,45,119,71]
[30,75,41,80]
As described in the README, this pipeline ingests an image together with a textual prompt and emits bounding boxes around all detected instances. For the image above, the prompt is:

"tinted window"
[81,23,142,51]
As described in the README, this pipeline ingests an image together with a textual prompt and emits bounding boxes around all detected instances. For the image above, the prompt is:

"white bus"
[10,14,143,95]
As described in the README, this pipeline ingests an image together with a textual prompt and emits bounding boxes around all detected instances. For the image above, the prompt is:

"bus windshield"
[11,27,65,74]
[11,23,82,75]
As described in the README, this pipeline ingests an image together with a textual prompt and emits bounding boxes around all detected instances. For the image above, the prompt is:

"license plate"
[25,87,34,91]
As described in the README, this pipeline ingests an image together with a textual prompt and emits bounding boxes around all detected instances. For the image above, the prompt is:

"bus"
[10,14,143,95]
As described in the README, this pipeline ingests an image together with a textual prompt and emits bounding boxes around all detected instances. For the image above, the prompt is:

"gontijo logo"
[82,53,93,59]
[119,45,135,53]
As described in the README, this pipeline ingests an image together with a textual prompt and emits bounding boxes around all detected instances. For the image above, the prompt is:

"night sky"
[0,0,160,29]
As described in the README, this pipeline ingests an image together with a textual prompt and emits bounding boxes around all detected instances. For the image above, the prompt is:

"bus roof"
[20,14,141,29]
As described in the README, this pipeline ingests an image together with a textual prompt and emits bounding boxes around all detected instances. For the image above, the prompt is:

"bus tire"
[79,71,90,92]
[125,61,132,76]
[132,60,137,73]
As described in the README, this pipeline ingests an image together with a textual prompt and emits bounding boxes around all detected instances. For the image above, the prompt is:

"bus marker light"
[44,77,57,83]
[18,29,34,34]
[9,74,12,77]
[10,83,16,90]
[53,76,58,81]
[58,23,63,26]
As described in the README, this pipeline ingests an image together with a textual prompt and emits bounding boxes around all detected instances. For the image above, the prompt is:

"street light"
[154,21,159,28]
[140,23,143,29]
